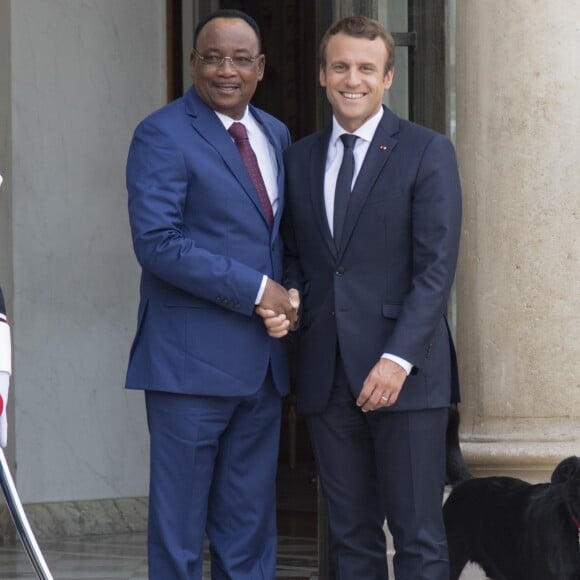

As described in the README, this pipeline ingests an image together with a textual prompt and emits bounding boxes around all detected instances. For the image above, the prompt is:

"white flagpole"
[0,448,54,579]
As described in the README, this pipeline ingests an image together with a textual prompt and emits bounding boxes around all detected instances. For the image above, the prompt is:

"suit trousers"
[306,358,449,580]
[145,375,281,580]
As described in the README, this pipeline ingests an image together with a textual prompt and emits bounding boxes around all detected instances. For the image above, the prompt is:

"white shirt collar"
[330,107,384,146]
[215,108,257,132]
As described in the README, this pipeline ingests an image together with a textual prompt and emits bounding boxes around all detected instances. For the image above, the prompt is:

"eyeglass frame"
[192,50,263,69]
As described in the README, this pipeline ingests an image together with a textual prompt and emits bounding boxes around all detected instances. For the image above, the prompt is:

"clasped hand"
[255,279,300,338]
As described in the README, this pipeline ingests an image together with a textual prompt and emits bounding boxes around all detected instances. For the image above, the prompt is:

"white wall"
[7,0,166,503]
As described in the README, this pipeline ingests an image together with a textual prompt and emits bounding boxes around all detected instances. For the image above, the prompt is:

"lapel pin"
[379,144,388,151]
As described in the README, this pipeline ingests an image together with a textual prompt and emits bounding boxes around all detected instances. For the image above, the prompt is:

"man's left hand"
[357,358,407,412]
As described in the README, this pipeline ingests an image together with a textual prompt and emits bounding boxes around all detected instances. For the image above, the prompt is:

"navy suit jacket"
[283,107,462,413]
[126,86,291,397]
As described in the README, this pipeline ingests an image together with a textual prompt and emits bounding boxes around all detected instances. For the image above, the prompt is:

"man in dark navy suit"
[125,10,297,579]
[266,16,462,580]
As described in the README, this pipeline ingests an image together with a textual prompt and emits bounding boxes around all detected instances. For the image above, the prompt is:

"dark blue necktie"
[333,134,358,248]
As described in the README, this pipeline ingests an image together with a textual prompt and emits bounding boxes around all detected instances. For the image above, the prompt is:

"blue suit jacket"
[125,86,291,397]
[283,107,462,413]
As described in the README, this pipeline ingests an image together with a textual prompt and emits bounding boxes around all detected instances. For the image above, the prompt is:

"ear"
[383,67,394,91]
[551,456,580,483]
[319,66,327,88]
[257,54,266,81]
[189,51,196,82]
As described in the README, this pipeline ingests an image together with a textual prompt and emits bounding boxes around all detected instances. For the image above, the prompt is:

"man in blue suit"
[275,16,462,580]
[125,10,297,579]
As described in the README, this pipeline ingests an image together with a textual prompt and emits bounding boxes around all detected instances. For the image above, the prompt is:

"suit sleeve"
[127,120,264,316]
[383,134,462,366]
[281,153,304,295]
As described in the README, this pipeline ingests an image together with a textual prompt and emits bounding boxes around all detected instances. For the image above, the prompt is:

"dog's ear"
[551,456,580,483]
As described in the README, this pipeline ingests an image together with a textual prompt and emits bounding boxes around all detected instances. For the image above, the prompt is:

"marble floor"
[0,530,488,579]
[0,468,485,580]
[0,532,320,579]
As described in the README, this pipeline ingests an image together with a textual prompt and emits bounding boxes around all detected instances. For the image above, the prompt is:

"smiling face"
[191,17,265,120]
[320,32,394,132]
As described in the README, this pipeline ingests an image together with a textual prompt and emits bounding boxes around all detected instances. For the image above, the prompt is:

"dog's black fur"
[443,455,580,580]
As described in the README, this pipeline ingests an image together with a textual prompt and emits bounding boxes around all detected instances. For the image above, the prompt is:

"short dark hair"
[320,16,395,75]
[194,9,262,51]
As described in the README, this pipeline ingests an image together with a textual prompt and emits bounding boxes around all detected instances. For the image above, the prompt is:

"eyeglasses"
[193,50,261,69]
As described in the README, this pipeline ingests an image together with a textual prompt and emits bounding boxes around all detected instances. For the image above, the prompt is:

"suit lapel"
[309,128,337,258]
[337,110,399,257]
[185,88,272,231]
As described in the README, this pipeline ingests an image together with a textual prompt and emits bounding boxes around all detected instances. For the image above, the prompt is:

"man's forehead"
[197,18,258,42]
[327,33,386,49]
[326,35,387,60]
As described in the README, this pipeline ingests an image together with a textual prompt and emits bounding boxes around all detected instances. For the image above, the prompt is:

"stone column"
[455,1,580,481]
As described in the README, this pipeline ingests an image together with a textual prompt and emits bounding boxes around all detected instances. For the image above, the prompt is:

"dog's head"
[551,456,580,526]
[550,456,580,484]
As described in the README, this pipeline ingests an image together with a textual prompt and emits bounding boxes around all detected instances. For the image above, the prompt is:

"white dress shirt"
[216,108,280,214]
[324,109,412,376]
[216,109,279,304]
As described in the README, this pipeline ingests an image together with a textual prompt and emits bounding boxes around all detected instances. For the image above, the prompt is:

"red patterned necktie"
[228,122,274,228]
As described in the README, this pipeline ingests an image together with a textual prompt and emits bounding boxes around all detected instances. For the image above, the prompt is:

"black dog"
[443,455,580,580]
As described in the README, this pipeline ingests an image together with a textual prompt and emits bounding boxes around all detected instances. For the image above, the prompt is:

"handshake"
[255,279,300,339]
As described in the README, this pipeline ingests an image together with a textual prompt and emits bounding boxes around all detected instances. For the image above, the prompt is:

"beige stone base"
[0,496,148,541]
[461,422,580,483]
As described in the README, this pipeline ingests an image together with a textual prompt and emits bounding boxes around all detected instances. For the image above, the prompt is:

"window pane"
[380,0,409,120]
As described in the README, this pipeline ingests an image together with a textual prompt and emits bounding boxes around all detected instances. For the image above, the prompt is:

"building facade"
[0,0,578,539]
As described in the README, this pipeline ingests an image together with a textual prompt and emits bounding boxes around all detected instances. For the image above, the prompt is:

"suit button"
[335,266,345,276]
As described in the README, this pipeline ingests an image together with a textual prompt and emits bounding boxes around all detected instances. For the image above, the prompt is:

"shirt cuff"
[255,275,268,305]
[381,353,412,376]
